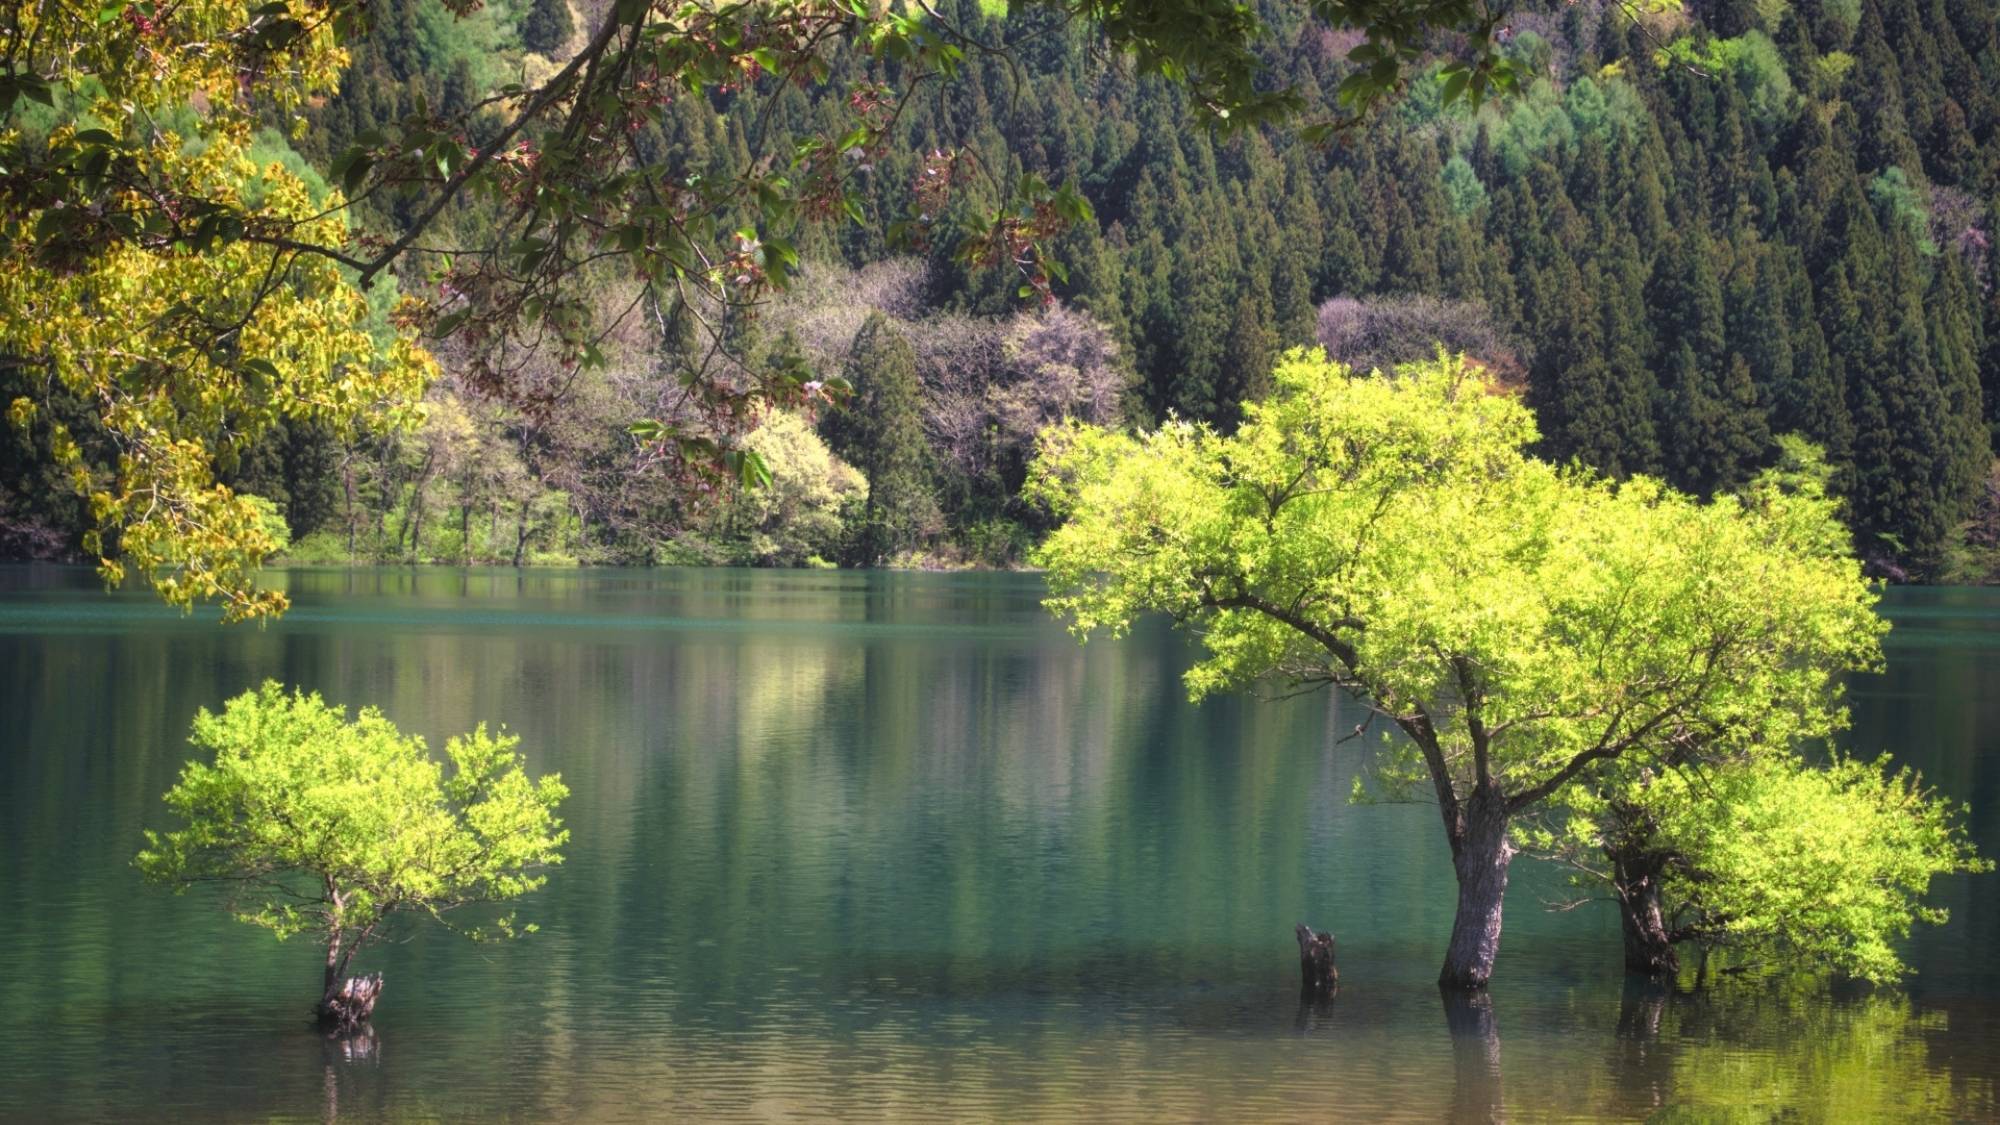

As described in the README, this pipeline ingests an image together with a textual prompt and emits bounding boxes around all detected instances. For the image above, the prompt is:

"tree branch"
[353,6,627,289]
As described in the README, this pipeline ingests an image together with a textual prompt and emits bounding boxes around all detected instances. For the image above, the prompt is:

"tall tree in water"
[1032,353,1880,988]
[1527,748,1986,980]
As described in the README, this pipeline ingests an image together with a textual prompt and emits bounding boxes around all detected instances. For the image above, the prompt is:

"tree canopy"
[1030,350,1885,986]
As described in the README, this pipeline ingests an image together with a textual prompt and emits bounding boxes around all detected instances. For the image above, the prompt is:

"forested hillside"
[4,0,1997,578]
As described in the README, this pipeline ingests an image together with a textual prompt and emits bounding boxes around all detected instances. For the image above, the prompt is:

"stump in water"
[318,973,383,1031]
[1295,923,1338,1000]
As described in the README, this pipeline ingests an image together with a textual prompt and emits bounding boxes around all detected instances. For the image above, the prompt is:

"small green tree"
[1527,752,1987,982]
[136,683,569,1026]
[1030,351,1883,988]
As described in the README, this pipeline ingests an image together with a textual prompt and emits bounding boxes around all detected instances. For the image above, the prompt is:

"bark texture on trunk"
[1613,860,1680,977]
[318,973,383,1031]
[1439,794,1514,989]
[1294,923,1338,1001]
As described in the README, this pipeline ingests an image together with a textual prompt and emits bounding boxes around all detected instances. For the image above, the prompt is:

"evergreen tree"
[18,0,2000,580]
[830,314,936,566]
[1216,289,1275,431]
[520,0,574,56]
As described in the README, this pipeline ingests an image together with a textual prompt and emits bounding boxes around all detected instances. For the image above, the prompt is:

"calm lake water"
[1,566,1996,1122]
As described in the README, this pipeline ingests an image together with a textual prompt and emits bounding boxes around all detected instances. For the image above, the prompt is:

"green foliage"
[1867,167,1937,256]
[240,494,293,556]
[1032,351,1884,978]
[242,129,335,208]
[1657,31,1795,127]
[1812,50,1857,96]
[830,314,937,566]
[1034,352,1877,745]
[1440,155,1487,215]
[411,0,520,88]
[1818,0,1863,48]
[1562,74,1646,143]
[722,410,866,566]
[1530,752,1987,983]
[1482,79,1577,177]
[136,683,567,989]
[1653,753,1985,981]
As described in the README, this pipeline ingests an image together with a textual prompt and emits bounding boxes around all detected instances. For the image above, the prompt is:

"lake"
[1,567,1995,1121]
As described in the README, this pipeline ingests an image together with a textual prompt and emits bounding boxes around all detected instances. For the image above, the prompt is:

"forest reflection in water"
[0,567,1995,1121]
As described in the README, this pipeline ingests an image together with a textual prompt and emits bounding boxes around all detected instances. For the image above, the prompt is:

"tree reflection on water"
[1423,979,1998,1121]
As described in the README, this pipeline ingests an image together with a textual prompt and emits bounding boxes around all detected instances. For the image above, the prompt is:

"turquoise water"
[0,567,1994,1121]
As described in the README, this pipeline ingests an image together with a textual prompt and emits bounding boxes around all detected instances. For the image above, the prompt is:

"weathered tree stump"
[318,973,383,1031]
[1295,923,1338,1001]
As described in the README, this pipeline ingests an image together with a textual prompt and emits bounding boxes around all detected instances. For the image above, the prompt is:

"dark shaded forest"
[4,0,1997,578]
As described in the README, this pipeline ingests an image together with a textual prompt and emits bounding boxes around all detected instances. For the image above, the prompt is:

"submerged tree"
[1029,351,1882,988]
[136,683,569,1028]
[1526,751,1987,981]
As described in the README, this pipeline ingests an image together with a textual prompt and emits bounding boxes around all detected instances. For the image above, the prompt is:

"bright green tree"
[135,682,568,1026]
[1527,751,1986,982]
[1029,351,1882,988]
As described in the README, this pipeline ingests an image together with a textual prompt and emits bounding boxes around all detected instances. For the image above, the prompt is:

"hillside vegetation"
[4,0,1997,578]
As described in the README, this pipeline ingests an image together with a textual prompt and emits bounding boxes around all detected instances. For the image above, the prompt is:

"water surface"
[1,567,1995,1121]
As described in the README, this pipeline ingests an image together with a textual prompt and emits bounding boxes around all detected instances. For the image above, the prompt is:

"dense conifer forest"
[4,0,1997,579]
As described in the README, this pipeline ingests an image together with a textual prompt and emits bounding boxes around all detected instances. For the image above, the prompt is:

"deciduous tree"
[1030,351,1881,988]
[1525,751,1986,981]
[135,683,568,1026]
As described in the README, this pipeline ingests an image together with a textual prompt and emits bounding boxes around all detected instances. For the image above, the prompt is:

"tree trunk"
[1440,792,1514,989]
[1613,859,1680,977]
[395,452,435,558]
[316,932,382,1030]
[318,973,383,1031]
[406,485,430,559]
[459,476,473,564]
[342,459,358,558]
[1294,923,1338,1001]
